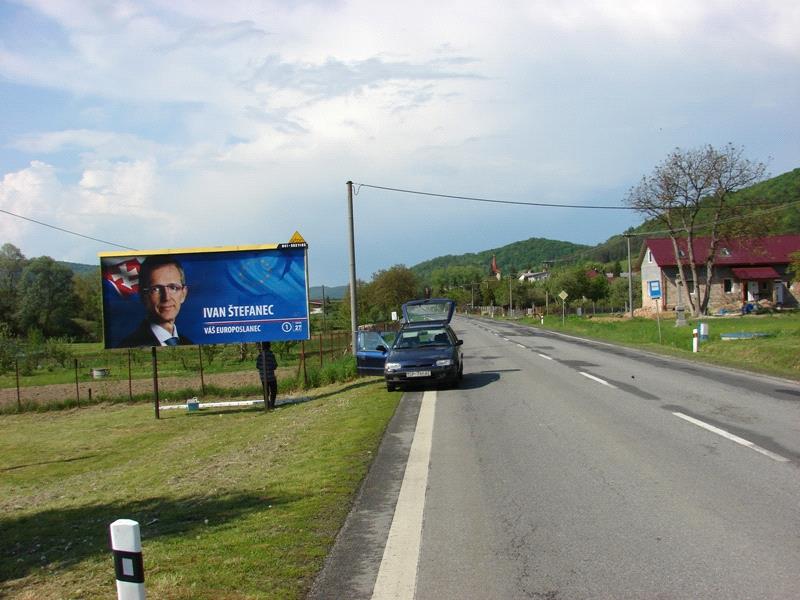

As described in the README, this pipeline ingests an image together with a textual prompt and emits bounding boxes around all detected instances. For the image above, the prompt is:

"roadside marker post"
[692,328,699,353]
[110,519,146,600]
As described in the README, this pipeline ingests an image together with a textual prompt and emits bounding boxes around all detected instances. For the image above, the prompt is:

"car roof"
[401,298,455,326]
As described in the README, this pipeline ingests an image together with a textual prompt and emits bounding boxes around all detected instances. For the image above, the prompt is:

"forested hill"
[410,167,800,279]
[410,237,589,282]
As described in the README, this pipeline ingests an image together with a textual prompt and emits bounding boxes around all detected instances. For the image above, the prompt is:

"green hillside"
[410,237,589,281]
[410,167,800,280]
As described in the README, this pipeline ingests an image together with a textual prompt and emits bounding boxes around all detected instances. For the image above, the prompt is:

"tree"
[0,243,27,333]
[789,251,800,283]
[367,265,419,320]
[73,267,102,340]
[16,257,80,338]
[625,144,767,316]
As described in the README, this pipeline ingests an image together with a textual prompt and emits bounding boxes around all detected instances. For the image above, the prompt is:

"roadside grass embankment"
[0,377,398,599]
[517,311,800,381]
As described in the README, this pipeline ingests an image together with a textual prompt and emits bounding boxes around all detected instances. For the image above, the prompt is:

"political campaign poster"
[100,237,310,349]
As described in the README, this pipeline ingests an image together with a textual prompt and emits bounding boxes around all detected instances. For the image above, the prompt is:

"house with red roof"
[639,235,800,312]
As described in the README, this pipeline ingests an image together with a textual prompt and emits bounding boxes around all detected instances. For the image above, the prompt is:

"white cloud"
[12,130,162,160]
[1,1,798,281]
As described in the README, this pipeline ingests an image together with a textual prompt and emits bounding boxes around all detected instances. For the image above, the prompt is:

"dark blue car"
[380,298,463,392]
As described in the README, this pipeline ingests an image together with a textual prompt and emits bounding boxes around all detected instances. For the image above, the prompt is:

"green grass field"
[519,311,800,380]
[0,378,398,599]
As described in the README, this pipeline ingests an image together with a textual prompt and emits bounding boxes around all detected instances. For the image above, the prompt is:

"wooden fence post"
[15,359,21,412]
[74,358,80,408]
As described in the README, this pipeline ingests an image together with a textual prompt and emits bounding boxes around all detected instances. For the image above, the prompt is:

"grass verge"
[0,377,398,599]
[514,311,800,380]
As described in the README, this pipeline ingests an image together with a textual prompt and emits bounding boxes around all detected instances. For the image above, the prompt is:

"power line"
[0,208,136,251]
[355,181,798,214]
[353,183,636,210]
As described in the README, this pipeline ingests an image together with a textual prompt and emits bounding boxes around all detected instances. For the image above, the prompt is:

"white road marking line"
[516,343,526,349]
[372,391,437,599]
[579,371,617,388]
[672,412,790,463]
[537,353,552,360]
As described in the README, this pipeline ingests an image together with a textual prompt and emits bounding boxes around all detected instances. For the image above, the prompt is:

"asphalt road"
[309,315,800,599]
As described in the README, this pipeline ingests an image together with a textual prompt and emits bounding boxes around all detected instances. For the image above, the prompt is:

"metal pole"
[347,181,358,355]
[127,349,133,401]
[198,346,205,395]
[301,341,308,387]
[509,276,513,317]
[626,234,634,319]
[151,347,160,420]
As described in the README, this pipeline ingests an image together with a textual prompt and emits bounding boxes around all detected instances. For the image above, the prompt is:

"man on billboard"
[117,256,194,347]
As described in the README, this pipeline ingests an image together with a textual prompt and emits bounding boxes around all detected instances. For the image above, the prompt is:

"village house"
[639,234,800,312]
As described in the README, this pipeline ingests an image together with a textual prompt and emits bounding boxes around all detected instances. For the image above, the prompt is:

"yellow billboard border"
[98,243,282,259]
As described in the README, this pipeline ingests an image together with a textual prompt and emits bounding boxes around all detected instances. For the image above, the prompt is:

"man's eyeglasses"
[141,284,186,296]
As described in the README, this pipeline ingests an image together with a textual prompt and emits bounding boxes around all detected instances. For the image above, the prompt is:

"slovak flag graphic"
[104,258,142,297]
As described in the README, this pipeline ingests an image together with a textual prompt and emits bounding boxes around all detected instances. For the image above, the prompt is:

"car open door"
[355,331,389,376]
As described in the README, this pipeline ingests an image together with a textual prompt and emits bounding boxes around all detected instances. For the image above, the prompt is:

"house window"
[647,249,653,263]
[723,278,733,293]
[686,280,695,294]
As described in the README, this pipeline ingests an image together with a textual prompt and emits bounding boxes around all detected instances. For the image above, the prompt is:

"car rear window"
[395,327,450,348]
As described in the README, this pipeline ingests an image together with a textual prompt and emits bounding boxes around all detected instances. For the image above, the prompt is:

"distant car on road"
[379,298,463,392]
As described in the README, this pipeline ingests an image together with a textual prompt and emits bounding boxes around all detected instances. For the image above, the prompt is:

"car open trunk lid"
[401,298,455,326]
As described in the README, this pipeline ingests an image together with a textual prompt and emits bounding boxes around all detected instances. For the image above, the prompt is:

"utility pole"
[346,182,358,354]
[508,276,513,317]
[625,234,634,318]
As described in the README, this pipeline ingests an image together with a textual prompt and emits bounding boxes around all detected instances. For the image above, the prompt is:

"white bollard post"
[110,519,145,600]
[692,328,699,353]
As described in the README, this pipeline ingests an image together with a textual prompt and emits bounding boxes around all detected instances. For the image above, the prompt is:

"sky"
[1,0,798,287]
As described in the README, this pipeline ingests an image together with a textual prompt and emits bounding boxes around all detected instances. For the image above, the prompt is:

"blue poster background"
[101,247,309,348]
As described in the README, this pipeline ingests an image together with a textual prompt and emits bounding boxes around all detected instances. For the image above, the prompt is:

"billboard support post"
[151,347,160,420]
[127,349,133,401]
[198,346,205,395]
[301,341,308,387]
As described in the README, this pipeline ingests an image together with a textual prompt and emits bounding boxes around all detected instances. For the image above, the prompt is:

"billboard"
[100,238,310,349]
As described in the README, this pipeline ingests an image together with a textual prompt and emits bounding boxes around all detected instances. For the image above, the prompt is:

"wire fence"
[0,331,354,412]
